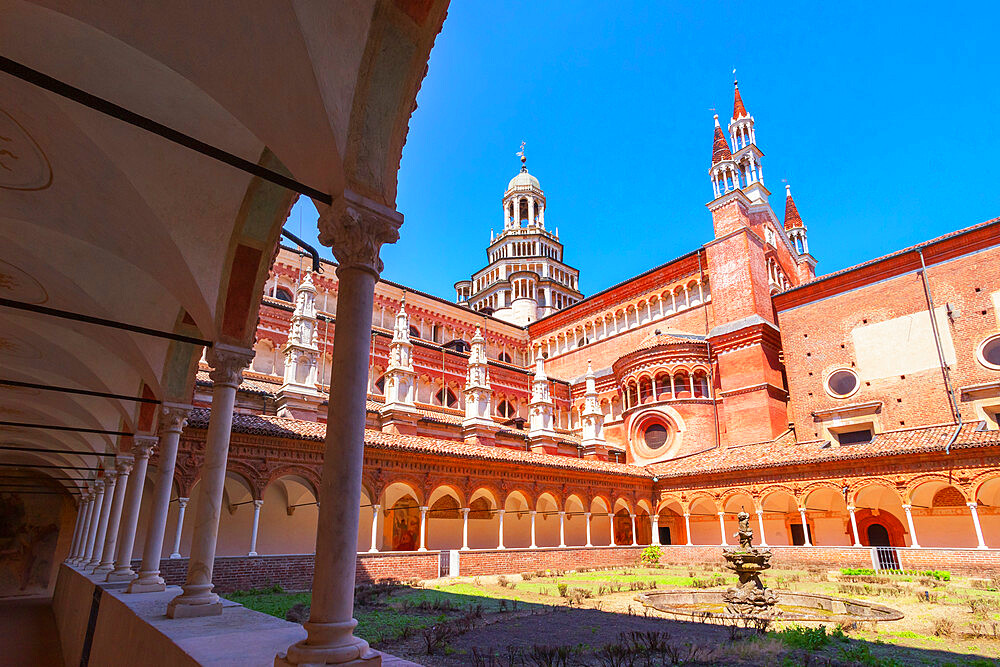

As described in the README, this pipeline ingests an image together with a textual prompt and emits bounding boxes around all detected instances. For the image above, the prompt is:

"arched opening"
[722,491,755,545]
[657,499,684,545]
[692,371,709,398]
[275,286,294,302]
[590,497,612,546]
[381,483,422,552]
[535,492,561,547]
[503,492,532,549]
[434,387,459,409]
[976,477,1000,548]
[564,495,587,546]
[854,484,907,548]
[467,489,499,549]
[639,376,653,404]
[426,486,463,550]
[759,490,799,546]
[635,504,652,545]
[673,372,691,399]
[259,475,318,556]
[802,487,850,546]
[612,499,634,545]
[688,496,720,545]
[908,481,974,548]
[655,372,671,400]
[408,324,420,339]
[496,399,516,418]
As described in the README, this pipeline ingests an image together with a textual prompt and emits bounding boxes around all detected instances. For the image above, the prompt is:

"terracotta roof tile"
[185,407,650,477]
[711,118,732,165]
[733,81,749,119]
[648,423,1000,478]
[784,188,803,230]
[196,369,282,397]
[631,330,706,354]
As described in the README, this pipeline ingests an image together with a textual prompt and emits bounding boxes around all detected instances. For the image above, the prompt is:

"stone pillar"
[66,497,84,562]
[684,513,692,546]
[418,506,428,551]
[369,505,380,553]
[87,472,117,570]
[277,191,401,667]
[651,515,660,545]
[559,511,567,548]
[631,514,638,546]
[755,510,768,547]
[108,437,156,581]
[497,509,506,549]
[798,508,812,546]
[585,512,592,547]
[82,481,105,564]
[170,498,189,558]
[167,345,252,618]
[969,502,988,549]
[96,455,134,574]
[529,510,537,548]
[69,493,92,562]
[717,511,726,546]
[847,506,861,546]
[610,511,616,545]
[78,489,100,563]
[902,504,920,548]
[130,404,190,593]
[249,500,264,556]
[461,508,470,551]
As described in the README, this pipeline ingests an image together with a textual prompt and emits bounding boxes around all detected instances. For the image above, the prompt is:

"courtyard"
[227,561,1000,666]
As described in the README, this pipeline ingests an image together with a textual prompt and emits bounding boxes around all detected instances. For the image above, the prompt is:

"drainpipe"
[917,248,962,452]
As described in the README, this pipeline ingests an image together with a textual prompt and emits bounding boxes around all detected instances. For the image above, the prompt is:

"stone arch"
[425,485,463,550]
[258,473,319,555]
[381,481,423,552]
[503,490,532,548]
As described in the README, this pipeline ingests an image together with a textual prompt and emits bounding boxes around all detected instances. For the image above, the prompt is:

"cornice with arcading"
[708,322,782,355]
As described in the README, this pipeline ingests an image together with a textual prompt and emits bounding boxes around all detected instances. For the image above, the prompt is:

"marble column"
[460,508,470,551]
[584,512,592,547]
[799,508,812,546]
[717,511,727,546]
[277,191,401,667]
[130,403,190,593]
[170,499,189,558]
[249,500,264,556]
[418,506,428,551]
[167,344,252,618]
[369,505,380,553]
[86,471,117,571]
[67,492,90,562]
[529,510,537,548]
[684,513,692,546]
[96,456,134,575]
[902,504,920,548]
[82,482,105,563]
[77,487,100,563]
[755,509,768,547]
[559,511,567,548]
[109,437,156,581]
[610,512,616,545]
[651,516,660,545]
[631,514,639,546]
[497,509,506,549]
[969,502,988,549]
[847,506,861,546]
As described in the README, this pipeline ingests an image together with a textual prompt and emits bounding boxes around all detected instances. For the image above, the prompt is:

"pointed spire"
[784,184,803,230]
[711,115,732,164]
[733,79,749,120]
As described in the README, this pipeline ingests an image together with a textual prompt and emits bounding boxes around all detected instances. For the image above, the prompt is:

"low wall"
[140,545,1000,594]
[151,551,442,592]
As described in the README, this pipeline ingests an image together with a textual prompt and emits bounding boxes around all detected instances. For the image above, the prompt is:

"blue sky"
[288,1,999,300]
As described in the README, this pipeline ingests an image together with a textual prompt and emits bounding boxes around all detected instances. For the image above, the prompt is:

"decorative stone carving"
[160,403,191,434]
[207,344,253,387]
[317,189,402,275]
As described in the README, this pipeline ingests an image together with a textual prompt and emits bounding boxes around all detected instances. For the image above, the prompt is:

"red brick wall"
[458,546,648,575]
[148,551,441,592]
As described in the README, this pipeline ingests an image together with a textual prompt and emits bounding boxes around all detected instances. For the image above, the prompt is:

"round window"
[978,335,1000,370]
[826,369,859,398]
[643,423,669,450]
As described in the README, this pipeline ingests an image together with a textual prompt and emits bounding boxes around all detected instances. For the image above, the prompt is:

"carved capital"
[207,344,253,388]
[115,455,135,476]
[159,403,193,434]
[132,435,158,459]
[317,189,402,276]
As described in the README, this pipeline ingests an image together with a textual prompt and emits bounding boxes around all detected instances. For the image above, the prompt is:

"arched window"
[374,374,385,395]
[693,372,709,398]
[498,352,512,363]
[275,287,294,302]
[655,372,671,400]
[497,400,515,418]
[639,377,653,403]
[435,388,458,409]
[674,372,690,398]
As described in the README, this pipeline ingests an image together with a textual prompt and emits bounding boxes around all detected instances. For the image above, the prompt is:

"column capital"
[847,505,856,512]
[902,504,912,511]
[968,502,979,509]
[683,512,690,517]
[585,512,592,517]
[461,507,470,515]
[132,435,158,459]
[114,455,135,476]
[496,509,505,517]
[253,499,264,508]
[755,508,764,514]
[419,505,428,512]
[717,511,725,516]
[103,469,119,483]
[207,344,253,387]
[559,510,566,516]
[317,189,402,277]
[529,510,537,516]
[159,403,193,434]
[177,497,189,508]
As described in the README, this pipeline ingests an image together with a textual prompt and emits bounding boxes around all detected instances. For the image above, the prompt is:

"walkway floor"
[0,596,64,666]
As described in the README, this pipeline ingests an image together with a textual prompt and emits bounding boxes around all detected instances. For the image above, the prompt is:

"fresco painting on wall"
[388,497,420,551]
[0,492,62,596]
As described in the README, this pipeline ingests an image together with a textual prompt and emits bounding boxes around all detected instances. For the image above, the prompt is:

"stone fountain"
[722,507,779,617]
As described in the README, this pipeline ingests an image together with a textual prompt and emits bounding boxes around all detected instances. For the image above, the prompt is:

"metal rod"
[0,297,212,347]
[0,421,131,437]
[281,230,323,274]
[0,490,78,496]
[0,56,333,205]
[0,445,115,457]
[0,378,161,404]
[0,463,104,471]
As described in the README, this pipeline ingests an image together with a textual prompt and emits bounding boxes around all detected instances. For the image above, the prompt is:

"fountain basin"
[637,590,903,623]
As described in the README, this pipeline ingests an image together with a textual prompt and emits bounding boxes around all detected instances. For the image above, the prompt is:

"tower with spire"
[728,79,767,203]
[380,296,420,434]
[276,272,323,420]
[579,361,607,458]
[784,184,816,281]
[461,327,497,445]
[455,145,583,327]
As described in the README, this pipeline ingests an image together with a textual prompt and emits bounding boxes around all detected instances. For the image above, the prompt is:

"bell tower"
[276,272,323,420]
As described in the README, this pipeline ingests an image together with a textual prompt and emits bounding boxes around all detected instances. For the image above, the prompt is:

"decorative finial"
[733,67,737,86]
[785,184,792,197]
[517,141,527,171]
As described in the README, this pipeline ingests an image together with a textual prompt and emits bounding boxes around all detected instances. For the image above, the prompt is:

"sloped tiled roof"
[631,330,706,354]
[784,190,803,230]
[711,117,732,164]
[196,370,282,397]
[648,423,1000,478]
[185,407,649,477]
[733,81,749,119]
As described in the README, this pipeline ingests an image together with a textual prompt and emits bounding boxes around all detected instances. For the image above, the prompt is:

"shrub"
[933,617,955,637]
[520,571,535,581]
[773,624,842,650]
[284,602,309,623]
[640,545,662,566]
[839,567,950,580]
[557,582,569,597]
